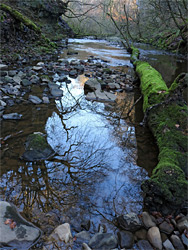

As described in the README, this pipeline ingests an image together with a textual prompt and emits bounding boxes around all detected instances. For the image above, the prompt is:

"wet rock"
[84,78,101,92]
[67,51,78,55]
[0,100,7,107]
[22,132,55,161]
[0,201,41,250]
[163,239,175,250]
[3,113,22,120]
[50,223,72,243]
[117,230,134,249]
[22,79,32,87]
[37,62,45,66]
[142,212,156,229]
[28,95,42,104]
[135,228,147,240]
[75,231,91,242]
[170,235,185,249]
[0,64,8,70]
[177,216,188,233]
[4,76,14,84]
[82,243,92,250]
[13,75,22,84]
[108,83,120,89]
[116,212,142,232]
[74,65,84,73]
[147,226,162,250]
[137,240,153,250]
[33,66,43,71]
[159,221,174,234]
[0,71,7,77]
[30,75,40,84]
[89,233,118,250]
[42,96,50,104]
[8,70,17,77]
[69,70,78,78]
[181,233,188,247]
[50,88,63,97]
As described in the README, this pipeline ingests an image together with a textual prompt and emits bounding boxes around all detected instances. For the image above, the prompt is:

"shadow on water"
[0,38,185,248]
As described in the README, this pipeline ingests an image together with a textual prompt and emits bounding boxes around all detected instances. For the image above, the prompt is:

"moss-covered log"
[0,3,41,33]
[132,48,188,215]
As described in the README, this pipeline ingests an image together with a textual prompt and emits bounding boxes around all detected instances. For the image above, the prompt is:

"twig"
[126,95,142,118]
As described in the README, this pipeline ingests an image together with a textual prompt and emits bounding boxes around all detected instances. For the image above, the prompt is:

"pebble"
[170,235,185,249]
[50,223,72,243]
[117,230,134,249]
[147,226,162,250]
[0,64,8,70]
[142,212,156,229]
[28,95,42,104]
[159,221,174,234]
[33,66,43,71]
[2,113,22,120]
[181,233,188,247]
[137,240,153,250]
[163,239,175,250]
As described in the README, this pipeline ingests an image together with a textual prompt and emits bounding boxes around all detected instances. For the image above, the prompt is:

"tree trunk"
[131,47,188,215]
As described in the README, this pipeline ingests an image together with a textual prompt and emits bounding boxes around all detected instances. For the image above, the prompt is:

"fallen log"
[131,47,188,215]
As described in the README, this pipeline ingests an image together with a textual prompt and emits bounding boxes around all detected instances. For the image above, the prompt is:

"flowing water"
[0,38,187,247]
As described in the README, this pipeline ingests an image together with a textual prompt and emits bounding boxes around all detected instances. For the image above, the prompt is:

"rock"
[4,76,14,84]
[103,91,117,101]
[0,64,8,70]
[161,232,168,242]
[135,228,147,240]
[69,70,78,78]
[116,212,142,232]
[33,66,43,71]
[37,62,44,66]
[22,79,32,87]
[137,240,153,250]
[50,88,63,97]
[170,235,185,249]
[108,83,120,89]
[181,233,188,247]
[147,226,162,250]
[2,113,22,120]
[30,75,40,84]
[117,230,134,249]
[89,233,118,250]
[0,100,7,107]
[75,231,91,241]
[28,95,42,104]
[142,212,156,229]
[0,201,41,250]
[13,75,22,84]
[163,239,175,250]
[50,223,72,243]
[177,216,188,233]
[159,221,174,234]
[22,132,55,161]
[42,96,50,104]
[82,243,92,250]
[8,70,17,77]
[0,71,7,77]
[84,78,101,92]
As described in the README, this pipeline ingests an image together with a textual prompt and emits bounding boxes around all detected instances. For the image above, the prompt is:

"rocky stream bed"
[0,39,187,249]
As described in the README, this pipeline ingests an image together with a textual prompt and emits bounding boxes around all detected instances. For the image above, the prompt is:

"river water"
[0,38,187,247]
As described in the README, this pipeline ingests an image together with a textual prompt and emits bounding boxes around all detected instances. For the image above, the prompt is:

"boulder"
[22,132,55,161]
[89,233,118,250]
[0,201,41,249]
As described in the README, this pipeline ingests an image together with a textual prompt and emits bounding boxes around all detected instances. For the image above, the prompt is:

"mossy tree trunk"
[131,47,188,215]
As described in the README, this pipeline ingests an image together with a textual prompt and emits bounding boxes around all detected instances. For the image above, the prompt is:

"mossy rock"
[22,132,55,161]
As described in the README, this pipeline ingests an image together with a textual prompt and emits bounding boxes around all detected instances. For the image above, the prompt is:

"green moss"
[130,46,140,64]
[0,3,41,33]
[26,134,48,151]
[135,61,168,111]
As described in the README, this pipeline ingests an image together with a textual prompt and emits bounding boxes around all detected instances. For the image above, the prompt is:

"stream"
[0,38,187,248]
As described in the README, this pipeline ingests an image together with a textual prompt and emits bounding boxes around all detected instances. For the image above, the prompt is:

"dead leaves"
[4,218,17,230]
